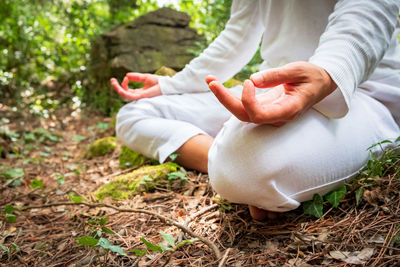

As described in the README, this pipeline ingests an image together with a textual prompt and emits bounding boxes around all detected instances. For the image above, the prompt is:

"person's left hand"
[206,61,337,126]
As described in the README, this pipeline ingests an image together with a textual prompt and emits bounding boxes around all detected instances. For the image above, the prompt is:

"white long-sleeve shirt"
[158,0,400,122]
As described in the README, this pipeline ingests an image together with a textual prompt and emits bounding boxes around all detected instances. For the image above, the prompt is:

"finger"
[110,78,137,100]
[241,80,263,121]
[250,66,296,88]
[257,94,303,124]
[122,77,129,90]
[205,75,217,84]
[208,80,250,122]
[126,72,150,82]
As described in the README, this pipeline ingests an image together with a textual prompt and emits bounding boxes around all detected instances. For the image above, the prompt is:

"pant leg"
[208,91,400,212]
[116,88,241,163]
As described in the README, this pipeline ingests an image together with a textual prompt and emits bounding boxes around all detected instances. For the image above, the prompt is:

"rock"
[95,163,180,200]
[119,145,148,169]
[87,7,205,114]
[85,137,117,159]
[154,66,176,77]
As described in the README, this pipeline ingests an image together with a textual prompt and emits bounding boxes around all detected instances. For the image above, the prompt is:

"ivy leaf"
[355,187,364,206]
[325,185,347,208]
[31,179,45,190]
[160,230,175,247]
[303,194,323,218]
[76,236,98,247]
[101,226,115,235]
[140,238,163,253]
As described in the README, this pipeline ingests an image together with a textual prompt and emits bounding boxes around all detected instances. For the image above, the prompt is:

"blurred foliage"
[0,0,260,116]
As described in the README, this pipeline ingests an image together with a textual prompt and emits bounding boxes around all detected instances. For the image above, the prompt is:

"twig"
[0,177,22,191]
[178,203,219,242]
[218,248,231,267]
[20,201,222,259]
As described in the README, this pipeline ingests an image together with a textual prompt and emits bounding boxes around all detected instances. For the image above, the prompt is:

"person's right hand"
[110,72,162,101]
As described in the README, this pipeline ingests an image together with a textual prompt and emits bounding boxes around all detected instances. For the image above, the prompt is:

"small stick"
[21,201,222,259]
[218,248,231,267]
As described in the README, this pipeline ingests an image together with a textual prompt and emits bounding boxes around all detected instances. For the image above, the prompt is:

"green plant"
[136,231,198,262]
[76,216,126,260]
[3,204,17,223]
[0,243,20,261]
[302,137,400,218]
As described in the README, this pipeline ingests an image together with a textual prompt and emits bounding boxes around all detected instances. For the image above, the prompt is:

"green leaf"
[99,217,108,226]
[159,243,171,252]
[76,236,98,247]
[3,168,24,179]
[355,187,364,206]
[97,237,111,249]
[140,238,163,253]
[169,153,179,161]
[6,213,17,223]
[31,179,45,190]
[325,185,347,208]
[109,245,127,256]
[73,135,86,142]
[176,238,198,248]
[303,194,324,218]
[40,152,50,157]
[68,193,83,203]
[101,226,115,235]
[4,204,14,214]
[395,136,400,143]
[132,249,147,256]
[168,171,187,180]
[160,230,175,247]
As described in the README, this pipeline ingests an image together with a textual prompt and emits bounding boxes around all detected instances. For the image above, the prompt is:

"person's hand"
[206,62,337,126]
[110,72,162,101]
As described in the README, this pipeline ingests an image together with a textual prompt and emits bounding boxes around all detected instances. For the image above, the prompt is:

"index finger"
[126,72,149,83]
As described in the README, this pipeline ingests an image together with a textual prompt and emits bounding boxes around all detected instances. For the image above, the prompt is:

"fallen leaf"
[329,248,375,264]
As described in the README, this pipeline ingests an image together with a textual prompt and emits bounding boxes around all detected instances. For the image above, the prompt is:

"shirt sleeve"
[309,0,400,118]
[158,0,264,95]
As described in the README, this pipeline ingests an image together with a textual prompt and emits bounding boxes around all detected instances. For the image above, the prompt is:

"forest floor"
[0,102,400,267]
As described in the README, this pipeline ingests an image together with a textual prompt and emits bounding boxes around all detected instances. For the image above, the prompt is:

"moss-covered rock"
[95,163,180,200]
[85,136,117,159]
[223,78,243,88]
[155,66,176,77]
[119,145,148,169]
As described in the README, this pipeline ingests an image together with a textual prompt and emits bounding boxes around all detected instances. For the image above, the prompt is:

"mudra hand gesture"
[110,73,161,101]
[207,61,337,126]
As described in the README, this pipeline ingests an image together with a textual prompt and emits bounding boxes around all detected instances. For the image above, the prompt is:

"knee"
[115,99,158,140]
[207,118,300,212]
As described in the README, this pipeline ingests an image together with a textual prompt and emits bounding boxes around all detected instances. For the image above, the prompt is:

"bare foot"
[249,205,279,221]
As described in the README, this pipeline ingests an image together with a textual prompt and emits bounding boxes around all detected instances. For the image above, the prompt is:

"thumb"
[250,66,296,88]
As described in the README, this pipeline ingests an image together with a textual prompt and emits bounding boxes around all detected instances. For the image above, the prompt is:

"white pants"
[116,86,400,212]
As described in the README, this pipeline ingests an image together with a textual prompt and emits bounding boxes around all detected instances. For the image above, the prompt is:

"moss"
[95,162,180,200]
[119,145,148,169]
[154,66,176,77]
[85,136,117,159]
[223,78,242,88]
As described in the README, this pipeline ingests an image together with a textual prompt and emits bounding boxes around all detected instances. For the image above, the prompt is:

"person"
[111,0,400,220]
